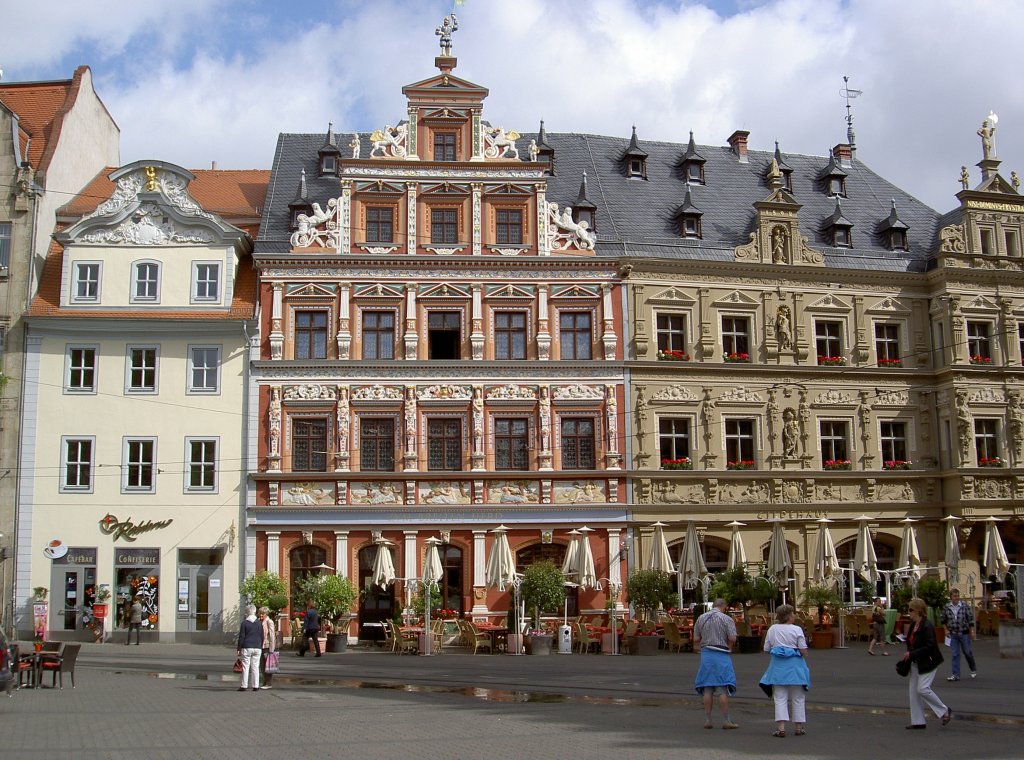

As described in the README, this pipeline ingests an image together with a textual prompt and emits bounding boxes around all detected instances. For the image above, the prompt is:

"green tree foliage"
[521,561,566,627]
[238,570,287,612]
[297,573,359,625]
[626,569,676,622]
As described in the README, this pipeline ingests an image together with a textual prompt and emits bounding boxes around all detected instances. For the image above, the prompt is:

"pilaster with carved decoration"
[536,183,550,256]
[538,385,553,470]
[632,283,649,358]
[536,284,551,360]
[268,386,282,472]
[471,183,482,255]
[601,283,617,360]
[404,284,419,359]
[270,283,284,360]
[605,384,621,469]
[337,284,351,359]
[406,181,418,254]
[335,386,350,471]
[340,180,352,254]
[470,284,484,359]
[404,385,418,471]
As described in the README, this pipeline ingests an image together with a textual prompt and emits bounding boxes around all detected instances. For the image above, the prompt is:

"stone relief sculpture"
[487,481,540,504]
[635,386,648,458]
[955,391,972,462]
[652,385,699,402]
[1013,171,1020,191]
[291,200,339,248]
[351,483,401,505]
[719,387,763,403]
[539,386,552,453]
[353,385,403,401]
[336,387,350,465]
[782,408,799,458]
[1009,391,1024,459]
[939,223,967,254]
[767,390,780,454]
[483,126,520,160]
[554,481,605,504]
[268,387,282,460]
[547,202,596,250]
[817,389,854,405]
[81,203,215,245]
[487,384,537,401]
[284,384,337,401]
[283,483,334,506]
[418,384,472,401]
[772,226,789,264]
[798,391,810,455]
[421,482,471,504]
[369,124,408,158]
[553,384,603,400]
[975,478,1010,499]
[404,387,417,459]
[472,387,484,456]
[775,306,793,350]
[874,390,909,407]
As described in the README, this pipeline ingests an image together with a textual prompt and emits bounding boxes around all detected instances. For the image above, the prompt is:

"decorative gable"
[353,283,405,299]
[419,282,472,299]
[806,293,853,312]
[550,284,601,300]
[866,296,912,315]
[486,284,535,299]
[287,283,337,298]
[711,290,759,308]
[962,294,999,312]
[649,286,696,305]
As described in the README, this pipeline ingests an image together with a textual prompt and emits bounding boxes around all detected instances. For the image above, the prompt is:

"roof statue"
[1013,171,1020,192]
[436,13,459,56]
[960,166,970,191]
[978,112,997,160]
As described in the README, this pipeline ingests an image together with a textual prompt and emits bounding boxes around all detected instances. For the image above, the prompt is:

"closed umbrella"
[561,529,581,577]
[371,539,396,589]
[726,521,747,571]
[852,515,879,585]
[421,537,444,656]
[576,526,599,590]
[677,521,707,590]
[766,520,792,583]
[983,517,1010,581]
[898,518,921,579]
[942,516,961,585]
[485,526,517,591]
[647,522,675,574]
[811,518,840,585]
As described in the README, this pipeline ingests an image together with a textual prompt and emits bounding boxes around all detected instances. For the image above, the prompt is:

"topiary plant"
[297,573,359,626]
[521,560,566,629]
[916,577,950,625]
[801,583,843,627]
[239,570,287,611]
[626,569,676,623]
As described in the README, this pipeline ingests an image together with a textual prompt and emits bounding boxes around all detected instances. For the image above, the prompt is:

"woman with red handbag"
[259,607,278,690]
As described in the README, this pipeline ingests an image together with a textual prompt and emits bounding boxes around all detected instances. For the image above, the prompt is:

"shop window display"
[117,572,159,630]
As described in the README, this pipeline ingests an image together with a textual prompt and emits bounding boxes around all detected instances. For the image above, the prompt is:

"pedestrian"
[236,604,262,692]
[126,595,143,645]
[693,597,739,729]
[940,589,977,681]
[296,599,322,657]
[259,606,277,690]
[868,597,890,656]
[759,604,811,738]
[902,597,952,729]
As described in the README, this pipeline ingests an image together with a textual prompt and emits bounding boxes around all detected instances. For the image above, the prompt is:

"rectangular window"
[62,438,93,492]
[428,419,462,470]
[875,323,901,365]
[494,418,529,470]
[980,228,995,255]
[815,320,843,362]
[819,421,850,465]
[430,208,458,244]
[193,263,220,301]
[1019,323,1024,363]
[0,222,10,268]
[494,311,527,360]
[433,132,457,162]
[360,419,395,471]
[724,419,755,468]
[124,438,156,492]
[967,321,992,362]
[187,439,217,491]
[686,163,703,184]
[362,311,395,359]
[656,314,687,355]
[1006,229,1020,258]
[427,311,461,360]
[974,419,999,463]
[133,262,160,301]
[495,209,523,245]
[127,347,158,393]
[659,418,691,466]
[880,421,908,464]
[721,316,750,359]
[295,310,329,360]
[66,346,97,393]
[560,417,595,469]
[292,418,328,471]
[559,311,592,360]
[188,346,220,393]
[74,262,100,301]
[366,207,394,243]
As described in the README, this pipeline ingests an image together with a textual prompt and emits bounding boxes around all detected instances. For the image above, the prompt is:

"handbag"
[895,658,911,677]
[264,651,280,673]
[233,657,244,673]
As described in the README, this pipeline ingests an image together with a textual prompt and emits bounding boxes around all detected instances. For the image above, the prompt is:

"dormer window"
[628,158,645,178]
[623,125,648,180]
[827,198,854,248]
[889,229,908,251]
[317,123,341,177]
[880,199,909,251]
[680,131,706,186]
[320,154,337,175]
[828,176,846,197]
[574,208,595,231]
[535,120,556,174]
[674,185,702,239]
[434,132,457,162]
[684,161,704,185]
[288,169,313,230]
[820,151,849,198]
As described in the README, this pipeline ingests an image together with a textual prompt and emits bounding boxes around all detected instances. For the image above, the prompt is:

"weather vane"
[436,13,459,56]
[840,75,862,153]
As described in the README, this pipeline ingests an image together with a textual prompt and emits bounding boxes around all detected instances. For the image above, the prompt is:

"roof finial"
[436,13,459,56]
[841,75,862,159]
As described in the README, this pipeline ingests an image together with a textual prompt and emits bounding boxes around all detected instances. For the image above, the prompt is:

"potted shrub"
[801,583,843,648]
[916,577,950,640]
[520,561,565,655]
[709,565,776,653]
[299,573,359,652]
[625,570,677,655]
[239,570,287,610]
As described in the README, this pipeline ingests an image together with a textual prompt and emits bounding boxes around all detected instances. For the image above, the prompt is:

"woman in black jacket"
[902,597,951,729]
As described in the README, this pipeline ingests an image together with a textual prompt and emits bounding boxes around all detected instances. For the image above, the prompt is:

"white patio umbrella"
[561,529,581,577]
[811,518,841,585]
[766,520,792,583]
[485,526,517,591]
[677,521,708,590]
[421,537,444,656]
[942,516,962,585]
[576,526,600,590]
[852,515,879,585]
[898,518,922,579]
[726,521,747,571]
[370,539,396,589]
[983,517,1011,581]
[646,522,675,574]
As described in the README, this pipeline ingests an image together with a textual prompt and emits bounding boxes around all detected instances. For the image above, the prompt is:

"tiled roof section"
[28,239,258,320]
[257,131,942,272]
[0,76,75,169]
[60,168,270,220]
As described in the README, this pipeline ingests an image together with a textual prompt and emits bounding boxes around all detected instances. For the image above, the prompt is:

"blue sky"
[5,0,1023,212]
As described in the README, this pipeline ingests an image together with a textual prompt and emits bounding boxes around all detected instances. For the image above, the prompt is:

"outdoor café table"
[476,623,508,653]
[18,651,43,689]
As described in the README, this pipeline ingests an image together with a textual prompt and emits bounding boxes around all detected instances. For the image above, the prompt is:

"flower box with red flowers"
[879,358,903,368]
[970,356,994,365]
[883,460,912,470]
[727,460,756,470]
[432,608,459,619]
[724,352,750,363]
[979,457,1005,467]
[657,349,691,361]
[661,457,693,470]
[823,460,852,470]
[818,355,846,366]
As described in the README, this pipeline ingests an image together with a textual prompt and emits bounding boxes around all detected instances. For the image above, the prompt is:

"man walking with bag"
[941,589,977,681]
[296,599,322,657]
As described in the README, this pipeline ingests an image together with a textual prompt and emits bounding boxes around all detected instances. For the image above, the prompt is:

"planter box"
[810,629,833,649]
[325,633,347,653]
[524,634,552,655]
[506,633,523,655]
[998,620,1024,658]
[627,635,663,655]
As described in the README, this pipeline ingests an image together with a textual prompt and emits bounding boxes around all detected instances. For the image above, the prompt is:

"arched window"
[288,544,326,611]
[439,543,464,613]
[357,544,395,640]
[836,536,897,598]
[668,539,727,603]
[516,543,577,617]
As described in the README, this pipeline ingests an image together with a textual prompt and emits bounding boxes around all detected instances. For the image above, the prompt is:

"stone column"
[601,283,617,360]
[471,284,485,359]
[334,531,349,579]
[337,283,351,359]
[536,284,551,360]
[472,530,488,614]
[266,532,281,574]
[404,284,419,359]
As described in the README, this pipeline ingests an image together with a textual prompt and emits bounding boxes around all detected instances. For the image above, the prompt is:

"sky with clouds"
[5,0,1022,212]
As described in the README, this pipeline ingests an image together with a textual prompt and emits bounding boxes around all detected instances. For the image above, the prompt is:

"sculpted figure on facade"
[472,386,484,456]
[798,391,810,455]
[547,202,596,250]
[767,390,780,454]
[484,126,520,160]
[539,386,552,452]
[369,124,408,158]
[771,226,788,264]
[1009,390,1024,459]
[960,166,970,190]
[634,385,648,456]
[404,386,417,457]
[336,386,350,462]
[435,12,459,55]
[291,200,338,248]
[1013,171,1020,191]
[528,139,539,162]
[775,305,792,350]
[978,116,996,160]
[782,408,799,458]
[940,223,967,254]
[955,391,972,462]
[349,134,361,159]
[268,387,282,460]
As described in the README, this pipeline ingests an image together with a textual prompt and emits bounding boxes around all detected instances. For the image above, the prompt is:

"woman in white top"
[759,604,811,738]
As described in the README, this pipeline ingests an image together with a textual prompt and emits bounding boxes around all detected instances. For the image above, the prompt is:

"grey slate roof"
[256,130,943,273]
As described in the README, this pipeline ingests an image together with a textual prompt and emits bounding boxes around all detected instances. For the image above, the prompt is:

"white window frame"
[73,261,102,303]
[966,320,994,360]
[720,313,752,359]
[0,221,11,269]
[192,261,221,303]
[973,418,1000,463]
[723,416,758,468]
[130,260,161,303]
[184,437,219,493]
[655,312,689,356]
[872,320,907,365]
[879,419,910,464]
[817,418,853,464]
[60,436,95,493]
[125,345,160,394]
[658,414,696,466]
[122,437,157,493]
[814,318,845,361]
[64,344,99,394]
[187,345,221,394]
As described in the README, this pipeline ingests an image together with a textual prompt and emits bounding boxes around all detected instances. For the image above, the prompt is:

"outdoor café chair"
[573,622,600,654]
[40,643,80,689]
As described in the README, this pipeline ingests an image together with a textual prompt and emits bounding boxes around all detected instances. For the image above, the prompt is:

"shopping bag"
[895,658,910,677]
[233,657,244,673]
[265,651,280,673]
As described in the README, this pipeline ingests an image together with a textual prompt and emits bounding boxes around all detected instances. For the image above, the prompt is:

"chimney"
[211,160,218,170]
[727,130,750,163]
[832,143,853,168]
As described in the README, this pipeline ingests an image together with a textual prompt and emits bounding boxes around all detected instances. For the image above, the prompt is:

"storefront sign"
[756,509,830,521]
[54,547,97,565]
[115,548,160,566]
[100,514,173,542]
